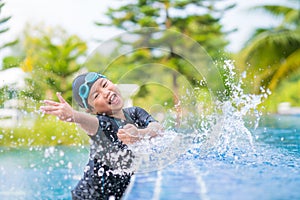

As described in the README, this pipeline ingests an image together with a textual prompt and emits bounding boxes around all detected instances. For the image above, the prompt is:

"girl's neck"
[110,109,125,120]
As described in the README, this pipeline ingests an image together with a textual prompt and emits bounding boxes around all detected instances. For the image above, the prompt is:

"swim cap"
[72,72,106,109]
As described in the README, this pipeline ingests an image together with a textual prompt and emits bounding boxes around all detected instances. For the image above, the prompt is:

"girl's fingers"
[43,100,60,106]
[41,108,70,120]
[56,92,67,103]
[42,110,60,115]
[117,130,126,135]
[40,93,74,122]
[123,124,135,129]
[117,133,129,144]
[40,105,59,112]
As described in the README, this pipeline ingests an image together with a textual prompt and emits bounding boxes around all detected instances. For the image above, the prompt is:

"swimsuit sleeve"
[127,106,157,128]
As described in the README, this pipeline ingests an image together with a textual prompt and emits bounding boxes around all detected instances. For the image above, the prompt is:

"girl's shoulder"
[124,106,146,114]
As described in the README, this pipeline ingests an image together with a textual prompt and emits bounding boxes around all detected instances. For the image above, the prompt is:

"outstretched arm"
[40,92,99,136]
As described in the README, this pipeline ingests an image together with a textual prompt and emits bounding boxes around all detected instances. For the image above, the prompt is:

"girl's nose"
[103,89,110,98]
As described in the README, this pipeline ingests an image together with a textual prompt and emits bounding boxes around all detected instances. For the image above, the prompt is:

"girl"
[40,72,162,199]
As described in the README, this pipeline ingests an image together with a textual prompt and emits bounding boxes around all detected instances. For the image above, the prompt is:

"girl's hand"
[117,124,140,144]
[40,92,75,122]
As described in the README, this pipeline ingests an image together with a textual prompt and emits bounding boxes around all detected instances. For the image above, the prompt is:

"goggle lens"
[78,72,106,109]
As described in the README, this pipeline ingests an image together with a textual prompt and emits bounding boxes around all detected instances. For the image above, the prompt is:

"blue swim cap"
[72,72,106,109]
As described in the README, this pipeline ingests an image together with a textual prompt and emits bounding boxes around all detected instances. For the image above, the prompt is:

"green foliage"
[134,84,173,110]
[0,116,89,147]
[237,1,300,94]
[0,86,9,107]
[94,0,234,106]
[263,68,300,112]
[0,84,21,109]
[2,56,22,70]
[98,0,233,58]
[252,4,300,26]
[0,0,18,51]
[18,25,87,103]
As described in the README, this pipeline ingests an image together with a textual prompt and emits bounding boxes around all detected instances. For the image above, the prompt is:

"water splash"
[193,60,269,159]
[130,60,269,172]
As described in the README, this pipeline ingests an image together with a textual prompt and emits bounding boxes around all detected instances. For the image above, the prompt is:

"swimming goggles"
[79,72,106,109]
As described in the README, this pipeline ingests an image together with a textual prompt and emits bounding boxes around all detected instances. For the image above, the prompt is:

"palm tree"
[237,1,300,93]
[94,0,235,106]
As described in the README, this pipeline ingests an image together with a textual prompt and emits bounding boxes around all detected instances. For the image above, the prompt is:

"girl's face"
[87,78,124,115]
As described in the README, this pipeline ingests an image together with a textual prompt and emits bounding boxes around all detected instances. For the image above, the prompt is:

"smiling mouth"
[109,93,118,105]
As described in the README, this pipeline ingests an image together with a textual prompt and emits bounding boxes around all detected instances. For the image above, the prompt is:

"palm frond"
[0,39,18,50]
[241,29,300,66]
[0,27,8,34]
[0,1,4,10]
[268,48,300,91]
[252,5,294,17]
[284,9,300,25]
[0,16,11,24]
[251,4,299,27]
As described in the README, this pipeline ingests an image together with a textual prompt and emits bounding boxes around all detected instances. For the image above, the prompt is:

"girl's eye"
[94,94,99,99]
[103,81,108,88]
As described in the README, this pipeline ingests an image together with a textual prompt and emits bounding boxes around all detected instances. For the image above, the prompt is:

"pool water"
[0,146,87,199]
[125,115,300,200]
[0,115,299,200]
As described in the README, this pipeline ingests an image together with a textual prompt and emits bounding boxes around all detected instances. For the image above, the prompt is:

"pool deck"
[277,102,300,115]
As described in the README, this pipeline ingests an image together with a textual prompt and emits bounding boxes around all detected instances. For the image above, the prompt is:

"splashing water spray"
[196,60,269,160]
[81,28,269,174]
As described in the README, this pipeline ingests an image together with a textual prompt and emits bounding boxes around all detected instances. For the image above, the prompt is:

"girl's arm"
[40,92,98,136]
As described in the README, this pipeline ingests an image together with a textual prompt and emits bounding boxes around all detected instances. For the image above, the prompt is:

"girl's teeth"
[110,94,116,104]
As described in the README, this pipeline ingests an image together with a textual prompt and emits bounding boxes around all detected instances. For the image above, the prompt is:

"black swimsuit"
[71,107,157,200]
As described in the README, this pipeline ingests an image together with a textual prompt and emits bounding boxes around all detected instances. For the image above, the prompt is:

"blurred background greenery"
[0,0,299,146]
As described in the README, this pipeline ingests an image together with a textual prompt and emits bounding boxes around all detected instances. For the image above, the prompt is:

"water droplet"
[67,162,72,169]
[98,167,104,176]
